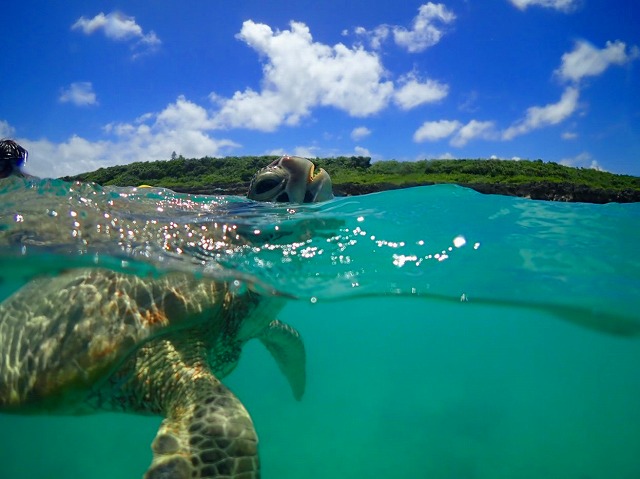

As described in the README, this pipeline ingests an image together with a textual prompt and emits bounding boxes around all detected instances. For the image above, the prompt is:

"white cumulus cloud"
[0,119,16,138]
[394,74,449,110]
[414,119,497,146]
[354,2,455,52]
[11,96,239,178]
[72,12,161,57]
[102,96,238,163]
[354,146,371,157]
[351,126,371,141]
[353,25,390,50]
[502,87,580,140]
[59,82,98,107]
[211,20,394,132]
[154,95,216,131]
[508,0,581,12]
[555,40,640,83]
[414,120,461,143]
[451,120,498,147]
[393,2,456,52]
[19,135,112,179]
[559,151,603,171]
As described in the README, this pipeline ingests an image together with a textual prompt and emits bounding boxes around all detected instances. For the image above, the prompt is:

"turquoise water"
[1,176,639,478]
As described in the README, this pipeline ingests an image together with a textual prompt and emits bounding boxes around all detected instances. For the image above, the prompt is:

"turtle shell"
[0,268,272,413]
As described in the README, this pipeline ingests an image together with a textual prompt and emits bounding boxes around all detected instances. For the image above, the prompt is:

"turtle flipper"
[258,319,306,400]
[145,378,259,479]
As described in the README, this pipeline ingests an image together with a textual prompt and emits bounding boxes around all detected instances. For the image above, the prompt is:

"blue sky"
[2,0,639,177]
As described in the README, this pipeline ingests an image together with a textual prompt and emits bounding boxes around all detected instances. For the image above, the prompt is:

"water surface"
[0,177,638,478]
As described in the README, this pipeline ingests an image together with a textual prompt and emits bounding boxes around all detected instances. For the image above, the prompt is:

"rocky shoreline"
[173,181,640,204]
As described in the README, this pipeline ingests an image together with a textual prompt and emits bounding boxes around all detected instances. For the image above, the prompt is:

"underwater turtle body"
[0,146,332,478]
[0,268,305,478]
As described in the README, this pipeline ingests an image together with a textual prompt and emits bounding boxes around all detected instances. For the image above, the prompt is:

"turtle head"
[0,139,28,178]
[247,156,334,203]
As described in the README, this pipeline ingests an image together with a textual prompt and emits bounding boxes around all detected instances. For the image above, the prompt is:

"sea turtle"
[0,268,301,479]
[0,144,334,478]
[248,155,333,203]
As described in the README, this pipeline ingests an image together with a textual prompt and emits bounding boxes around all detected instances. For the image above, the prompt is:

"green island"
[63,156,640,203]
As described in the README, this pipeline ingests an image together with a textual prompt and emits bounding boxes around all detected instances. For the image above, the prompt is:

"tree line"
[62,155,640,193]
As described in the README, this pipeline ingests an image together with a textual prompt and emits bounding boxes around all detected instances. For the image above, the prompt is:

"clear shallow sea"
[0,176,639,479]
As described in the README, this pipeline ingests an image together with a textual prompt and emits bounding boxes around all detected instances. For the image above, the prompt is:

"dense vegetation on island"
[63,155,640,203]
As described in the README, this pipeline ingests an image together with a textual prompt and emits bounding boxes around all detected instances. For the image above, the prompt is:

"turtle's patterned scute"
[0,269,231,410]
[0,268,305,479]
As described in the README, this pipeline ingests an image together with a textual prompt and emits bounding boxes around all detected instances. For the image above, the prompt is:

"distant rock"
[460,182,640,203]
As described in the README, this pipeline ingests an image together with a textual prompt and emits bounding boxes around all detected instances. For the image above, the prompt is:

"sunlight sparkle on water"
[453,235,466,248]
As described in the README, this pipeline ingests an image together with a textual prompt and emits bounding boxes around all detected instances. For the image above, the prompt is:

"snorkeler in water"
[0,139,29,178]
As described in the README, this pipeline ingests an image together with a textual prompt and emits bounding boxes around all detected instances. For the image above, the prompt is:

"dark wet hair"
[0,139,28,178]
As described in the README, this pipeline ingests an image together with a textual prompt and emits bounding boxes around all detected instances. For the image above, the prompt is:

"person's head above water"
[247,155,333,203]
[0,139,28,178]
